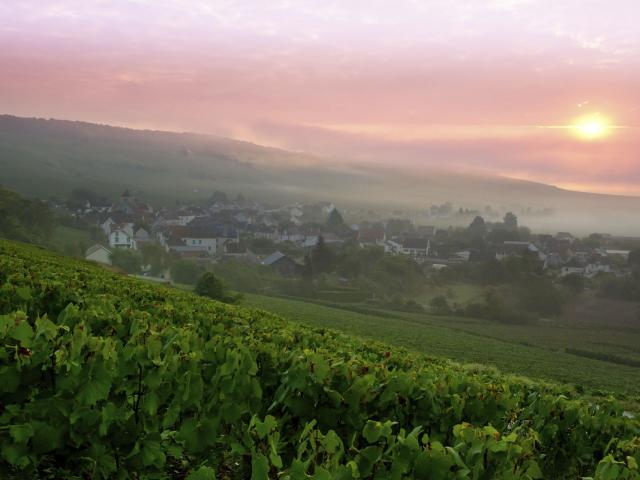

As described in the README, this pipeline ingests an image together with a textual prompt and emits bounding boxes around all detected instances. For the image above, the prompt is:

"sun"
[571,113,611,140]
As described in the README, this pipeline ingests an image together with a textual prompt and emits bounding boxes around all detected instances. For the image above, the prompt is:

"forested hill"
[2,114,640,234]
[0,239,638,478]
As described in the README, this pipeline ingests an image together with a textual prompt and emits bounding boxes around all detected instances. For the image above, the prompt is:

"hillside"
[0,239,638,478]
[1,114,640,234]
[242,294,640,400]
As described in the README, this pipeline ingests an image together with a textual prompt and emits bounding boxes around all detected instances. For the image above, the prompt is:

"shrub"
[194,272,241,304]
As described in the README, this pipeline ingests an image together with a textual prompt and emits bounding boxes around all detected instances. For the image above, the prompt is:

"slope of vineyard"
[0,240,638,479]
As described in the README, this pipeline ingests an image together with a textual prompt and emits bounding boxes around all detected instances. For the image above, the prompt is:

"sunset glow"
[0,1,639,194]
[572,114,612,140]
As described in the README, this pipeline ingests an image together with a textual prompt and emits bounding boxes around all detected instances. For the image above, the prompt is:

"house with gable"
[262,251,301,277]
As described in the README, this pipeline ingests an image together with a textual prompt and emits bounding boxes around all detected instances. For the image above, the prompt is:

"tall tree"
[327,208,345,229]
[468,216,486,237]
[504,211,518,231]
[311,235,334,274]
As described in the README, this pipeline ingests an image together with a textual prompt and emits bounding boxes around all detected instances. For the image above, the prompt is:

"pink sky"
[1,1,639,194]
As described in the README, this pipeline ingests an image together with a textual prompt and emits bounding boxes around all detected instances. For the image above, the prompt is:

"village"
[70,189,634,283]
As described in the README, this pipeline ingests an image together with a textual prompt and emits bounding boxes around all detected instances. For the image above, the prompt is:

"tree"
[139,243,170,276]
[209,190,228,204]
[311,235,334,274]
[561,273,585,293]
[67,188,109,210]
[170,260,205,285]
[110,249,142,274]
[194,272,240,303]
[386,218,414,236]
[503,212,518,231]
[430,295,451,315]
[302,254,314,282]
[327,208,345,229]
[249,237,277,255]
[629,249,640,268]
[468,216,486,237]
[0,187,56,244]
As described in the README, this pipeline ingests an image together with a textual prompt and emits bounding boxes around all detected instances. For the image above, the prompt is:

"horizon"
[2,1,640,195]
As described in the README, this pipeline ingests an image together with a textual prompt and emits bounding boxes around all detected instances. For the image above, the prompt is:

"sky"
[1,1,639,195]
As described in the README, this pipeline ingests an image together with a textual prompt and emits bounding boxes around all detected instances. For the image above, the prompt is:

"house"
[109,225,136,249]
[605,249,631,261]
[543,252,563,269]
[358,227,386,246]
[165,224,239,255]
[451,250,471,262]
[246,224,279,241]
[85,244,112,265]
[585,263,611,277]
[279,228,306,243]
[262,251,301,276]
[383,239,403,254]
[134,228,152,247]
[560,260,585,277]
[100,213,135,237]
[495,241,538,260]
[400,238,430,257]
[555,232,575,243]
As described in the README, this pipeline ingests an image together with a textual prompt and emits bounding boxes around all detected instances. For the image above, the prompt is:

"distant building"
[262,251,301,276]
[85,244,112,265]
[161,224,239,255]
[109,225,136,249]
[358,227,386,246]
[555,232,575,243]
[401,238,430,257]
[495,241,538,260]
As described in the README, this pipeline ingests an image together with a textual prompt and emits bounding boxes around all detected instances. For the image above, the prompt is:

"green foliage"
[561,273,586,293]
[0,187,56,244]
[311,235,334,275]
[599,275,640,301]
[0,239,638,479]
[139,243,171,276]
[109,248,142,274]
[248,237,277,255]
[170,260,206,285]
[195,272,241,304]
[430,295,452,315]
[67,187,109,209]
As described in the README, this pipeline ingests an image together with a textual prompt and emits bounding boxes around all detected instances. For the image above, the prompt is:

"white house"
[585,263,612,277]
[165,225,239,255]
[85,244,112,265]
[560,266,585,277]
[383,239,403,254]
[279,229,306,243]
[109,225,136,249]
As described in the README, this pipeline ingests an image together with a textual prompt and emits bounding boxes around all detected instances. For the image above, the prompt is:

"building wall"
[109,230,135,249]
[86,248,112,265]
[183,237,217,254]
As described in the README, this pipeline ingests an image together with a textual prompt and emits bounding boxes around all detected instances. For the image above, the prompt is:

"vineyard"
[0,239,638,479]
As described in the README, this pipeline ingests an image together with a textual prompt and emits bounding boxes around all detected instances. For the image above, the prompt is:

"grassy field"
[49,225,93,256]
[416,283,485,306]
[243,293,640,401]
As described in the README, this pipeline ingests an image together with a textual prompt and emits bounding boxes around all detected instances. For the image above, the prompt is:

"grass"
[416,283,484,306]
[243,293,640,402]
[49,225,93,257]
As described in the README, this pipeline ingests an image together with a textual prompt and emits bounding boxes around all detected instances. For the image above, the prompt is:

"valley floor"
[243,293,640,403]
